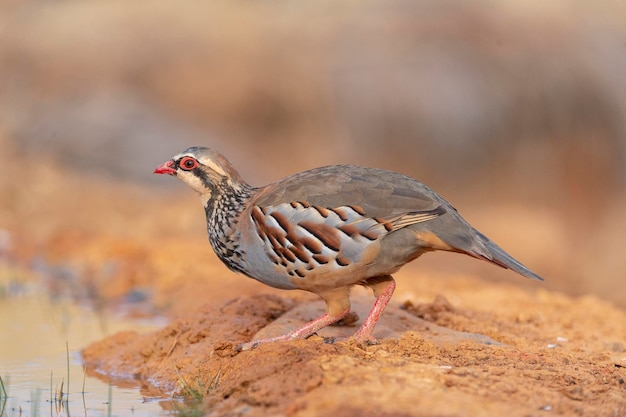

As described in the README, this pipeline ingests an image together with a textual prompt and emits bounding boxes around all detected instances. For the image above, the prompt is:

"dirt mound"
[83,288,626,416]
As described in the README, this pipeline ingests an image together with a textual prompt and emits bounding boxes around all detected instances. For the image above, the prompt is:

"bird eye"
[179,157,198,171]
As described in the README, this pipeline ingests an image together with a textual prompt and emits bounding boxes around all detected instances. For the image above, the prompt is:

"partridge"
[154,146,542,350]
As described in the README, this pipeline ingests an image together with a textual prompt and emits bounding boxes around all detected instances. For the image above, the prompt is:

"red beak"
[153,160,177,175]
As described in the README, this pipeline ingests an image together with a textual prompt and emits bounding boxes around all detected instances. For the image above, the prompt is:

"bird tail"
[465,229,544,281]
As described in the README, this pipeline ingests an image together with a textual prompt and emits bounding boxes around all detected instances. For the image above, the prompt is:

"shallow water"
[0,278,173,417]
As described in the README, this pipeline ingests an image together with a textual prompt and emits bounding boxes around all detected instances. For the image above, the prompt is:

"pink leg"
[352,276,396,345]
[236,308,350,351]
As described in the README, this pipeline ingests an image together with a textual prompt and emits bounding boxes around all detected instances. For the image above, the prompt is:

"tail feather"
[411,210,544,281]
[469,230,544,281]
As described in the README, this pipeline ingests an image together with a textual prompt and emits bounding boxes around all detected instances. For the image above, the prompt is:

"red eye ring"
[179,157,198,171]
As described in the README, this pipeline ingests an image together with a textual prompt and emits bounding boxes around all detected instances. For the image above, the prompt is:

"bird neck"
[203,179,255,273]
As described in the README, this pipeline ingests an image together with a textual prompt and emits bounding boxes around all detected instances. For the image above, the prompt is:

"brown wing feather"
[252,165,452,220]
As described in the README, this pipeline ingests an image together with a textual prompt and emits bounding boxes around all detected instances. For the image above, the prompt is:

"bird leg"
[237,287,351,351]
[352,275,396,345]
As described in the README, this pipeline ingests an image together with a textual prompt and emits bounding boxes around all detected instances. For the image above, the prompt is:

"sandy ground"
[83,289,626,417]
[2,142,624,416]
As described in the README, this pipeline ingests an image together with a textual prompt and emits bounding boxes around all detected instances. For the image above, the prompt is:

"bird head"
[154,146,249,205]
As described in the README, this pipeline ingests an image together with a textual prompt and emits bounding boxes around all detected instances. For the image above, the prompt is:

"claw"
[235,341,260,352]
[323,337,336,344]
[354,335,380,347]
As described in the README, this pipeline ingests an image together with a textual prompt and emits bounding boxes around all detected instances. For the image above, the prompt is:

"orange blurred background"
[1,1,624,308]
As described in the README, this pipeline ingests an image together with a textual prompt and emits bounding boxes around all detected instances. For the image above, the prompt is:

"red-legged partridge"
[154,146,542,350]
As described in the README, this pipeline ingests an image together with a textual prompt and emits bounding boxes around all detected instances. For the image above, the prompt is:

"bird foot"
[236,332,301,351]
[236,310,351,351]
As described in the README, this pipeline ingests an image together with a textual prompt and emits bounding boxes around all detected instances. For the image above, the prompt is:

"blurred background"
[1,0,624,310]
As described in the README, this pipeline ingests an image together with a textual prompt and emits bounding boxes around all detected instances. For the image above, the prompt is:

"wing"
[251,165,453,219]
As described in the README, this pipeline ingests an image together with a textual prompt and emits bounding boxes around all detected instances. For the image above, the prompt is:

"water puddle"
[0,269,175,416]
